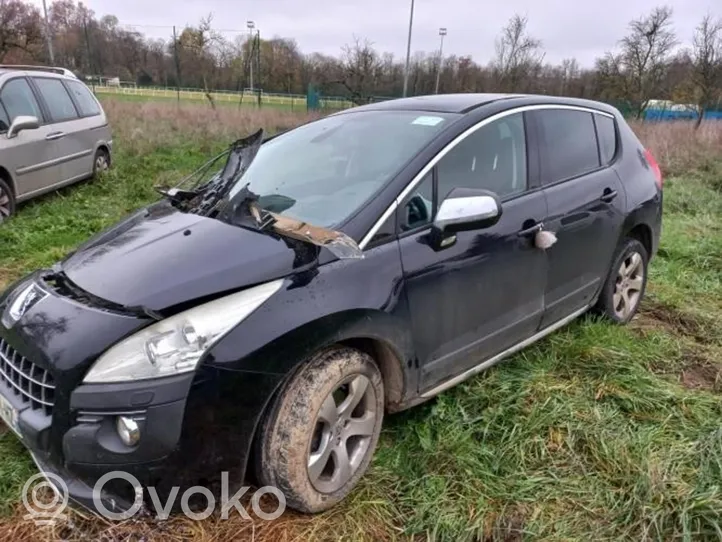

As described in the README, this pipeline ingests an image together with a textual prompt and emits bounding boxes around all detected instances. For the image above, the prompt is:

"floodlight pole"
[402,0,415,97]
[42,0,55,64]
[435,28,447,94]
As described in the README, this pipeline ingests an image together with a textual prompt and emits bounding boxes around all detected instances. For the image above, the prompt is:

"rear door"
[0,76,62,199]
[396,111,549,391]
[30,76,92,183]
[532,107,626,327]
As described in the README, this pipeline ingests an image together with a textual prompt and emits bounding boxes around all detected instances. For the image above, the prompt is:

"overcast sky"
[31,0,720,66]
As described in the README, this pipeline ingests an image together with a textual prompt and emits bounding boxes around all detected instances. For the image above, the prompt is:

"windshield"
[226,110,458,228]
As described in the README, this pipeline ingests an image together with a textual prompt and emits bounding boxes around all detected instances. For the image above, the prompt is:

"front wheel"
[255,347,384,513]
[595,238,649,323]
[0,178,15,223]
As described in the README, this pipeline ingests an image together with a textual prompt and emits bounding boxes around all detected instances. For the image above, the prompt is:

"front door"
[532,108,627,328]
[397,111,549,392]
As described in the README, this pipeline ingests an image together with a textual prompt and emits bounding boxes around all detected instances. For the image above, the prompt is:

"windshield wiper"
[156,129,265,217]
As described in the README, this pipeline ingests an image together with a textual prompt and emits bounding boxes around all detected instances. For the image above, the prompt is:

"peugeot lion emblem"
[1,283,47,329]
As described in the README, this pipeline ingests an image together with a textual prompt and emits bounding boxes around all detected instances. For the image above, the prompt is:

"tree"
[0,0,43,62]
[600,7,677,118]
[492,15,544,92]
[334,37,383,104]
[690,14,722,127]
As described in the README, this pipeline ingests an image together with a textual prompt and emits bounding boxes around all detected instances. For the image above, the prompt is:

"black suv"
[0,94,662,515]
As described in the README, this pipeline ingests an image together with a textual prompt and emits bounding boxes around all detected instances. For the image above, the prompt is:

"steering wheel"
[404,195,430,230]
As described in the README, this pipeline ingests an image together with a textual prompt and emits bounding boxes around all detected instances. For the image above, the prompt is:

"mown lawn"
[0,100,721,541]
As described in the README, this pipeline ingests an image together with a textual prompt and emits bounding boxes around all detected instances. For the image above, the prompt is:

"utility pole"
[247,21,255,92]
[172,26,181,103]
[434,28,447,94]
[402,0,415,97]
[42,0,55,64]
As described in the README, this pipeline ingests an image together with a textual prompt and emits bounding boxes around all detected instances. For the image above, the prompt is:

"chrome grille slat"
[0,338,55,415]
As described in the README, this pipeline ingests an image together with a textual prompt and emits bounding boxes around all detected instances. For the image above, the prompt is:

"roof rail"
[0,65,75,77]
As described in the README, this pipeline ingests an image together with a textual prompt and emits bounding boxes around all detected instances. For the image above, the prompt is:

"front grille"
[0,338,55,416]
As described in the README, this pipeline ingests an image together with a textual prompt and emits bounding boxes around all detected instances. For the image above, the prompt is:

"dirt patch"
[680,362,721,391]
[484,505,527,542]
[636,300,719,346]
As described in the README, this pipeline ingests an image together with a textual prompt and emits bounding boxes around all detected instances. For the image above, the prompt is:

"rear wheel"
[0,177,15,223]
[255,347,384,513]
[595,238,648,323]
[92,148,110,178]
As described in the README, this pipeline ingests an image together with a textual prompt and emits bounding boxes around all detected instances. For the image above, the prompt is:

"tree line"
[1,1,721,123]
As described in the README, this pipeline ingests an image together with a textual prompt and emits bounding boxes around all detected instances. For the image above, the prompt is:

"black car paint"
[0,94,662,514]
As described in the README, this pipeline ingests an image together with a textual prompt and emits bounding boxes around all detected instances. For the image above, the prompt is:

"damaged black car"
[0,94,662,515]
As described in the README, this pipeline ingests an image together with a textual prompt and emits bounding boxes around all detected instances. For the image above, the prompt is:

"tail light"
[644,149,663,190]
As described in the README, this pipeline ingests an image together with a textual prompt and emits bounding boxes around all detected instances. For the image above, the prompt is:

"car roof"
[0,65,77,79]
[343,93,519,114]
[336,93,619,117]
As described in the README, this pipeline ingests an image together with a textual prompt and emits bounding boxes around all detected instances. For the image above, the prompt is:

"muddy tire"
[255,346,384,513]
[595,238,648,324]
[92,148,110,178]
[0,177,15,223]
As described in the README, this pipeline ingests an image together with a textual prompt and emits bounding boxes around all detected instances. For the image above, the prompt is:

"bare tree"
[492,15,544,92]
[690,14,722,128]
[0,0,43,62]
[335,37,383,104]
[611,6,677,118]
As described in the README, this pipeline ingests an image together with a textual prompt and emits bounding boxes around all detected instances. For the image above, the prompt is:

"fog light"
[116,416,140,446]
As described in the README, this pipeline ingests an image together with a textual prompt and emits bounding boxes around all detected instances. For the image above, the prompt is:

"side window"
[400,171,434,231]
[65,80,101,116]
[0,104,9,133]
[537,110,600,183]
[0,78,43,123]
[437,112,527,200]
[595,114,617,165]
[33,78,78,122]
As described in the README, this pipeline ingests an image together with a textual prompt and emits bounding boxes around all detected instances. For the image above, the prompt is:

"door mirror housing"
[7,116,40,139]
[433,188,502,234]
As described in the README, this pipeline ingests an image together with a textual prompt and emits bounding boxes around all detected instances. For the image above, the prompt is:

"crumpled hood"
[60,201,312,312]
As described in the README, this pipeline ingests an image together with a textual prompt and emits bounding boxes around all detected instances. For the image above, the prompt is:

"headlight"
[83,279,284,383]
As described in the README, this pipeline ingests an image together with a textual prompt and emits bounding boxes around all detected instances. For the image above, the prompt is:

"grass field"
[0,98,721,541]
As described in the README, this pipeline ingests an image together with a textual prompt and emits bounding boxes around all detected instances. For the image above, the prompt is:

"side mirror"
[7,116,39,139]
[433,188,502,235]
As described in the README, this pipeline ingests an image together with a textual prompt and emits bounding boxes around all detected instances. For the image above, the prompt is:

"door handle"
[45,132,65,141]
[600,189,618,203]
[517,221,543,237]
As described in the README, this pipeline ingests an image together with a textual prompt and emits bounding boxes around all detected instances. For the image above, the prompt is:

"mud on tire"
[255,346,384,513]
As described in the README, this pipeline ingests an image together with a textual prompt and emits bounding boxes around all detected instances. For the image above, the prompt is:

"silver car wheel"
[95,153,109,173]
[613,251,644,319]
[0,184,11,222]
[307,374,377,494]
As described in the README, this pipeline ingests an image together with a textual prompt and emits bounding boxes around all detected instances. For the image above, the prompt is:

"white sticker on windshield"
[412,116,445,126]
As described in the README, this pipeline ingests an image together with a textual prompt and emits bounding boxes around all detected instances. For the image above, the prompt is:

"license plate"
[0,394,20,437]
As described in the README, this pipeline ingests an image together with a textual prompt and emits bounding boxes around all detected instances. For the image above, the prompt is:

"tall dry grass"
[101,99,322,155]
[625,120,722,178]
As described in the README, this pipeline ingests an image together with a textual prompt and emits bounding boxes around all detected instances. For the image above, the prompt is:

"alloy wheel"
[0,184,11,222]
[307,374,377,494]
[95,153,109,173]
[613,251,644,319]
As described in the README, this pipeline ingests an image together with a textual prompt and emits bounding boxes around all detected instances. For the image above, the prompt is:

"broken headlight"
[83,279,284,383]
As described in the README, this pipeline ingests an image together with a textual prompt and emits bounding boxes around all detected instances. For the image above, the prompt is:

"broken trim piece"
[265,210,364,260]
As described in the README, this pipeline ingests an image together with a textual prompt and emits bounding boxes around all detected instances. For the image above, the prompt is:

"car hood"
[60,201,315,312]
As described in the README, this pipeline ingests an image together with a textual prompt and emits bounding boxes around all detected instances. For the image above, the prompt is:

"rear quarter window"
[536,109,601,184]
[65,80,101,117]
[594,114,617,165]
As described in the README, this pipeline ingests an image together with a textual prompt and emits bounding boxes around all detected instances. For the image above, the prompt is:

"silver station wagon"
[0,66,112,222]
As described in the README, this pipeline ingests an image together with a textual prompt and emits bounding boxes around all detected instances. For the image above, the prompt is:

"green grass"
[1,111,721,540]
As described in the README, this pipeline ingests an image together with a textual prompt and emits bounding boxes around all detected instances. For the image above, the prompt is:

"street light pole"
[42,0,55,64]
[402,0,415,97]
[434,28,447,94]
[247,21,255,91]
